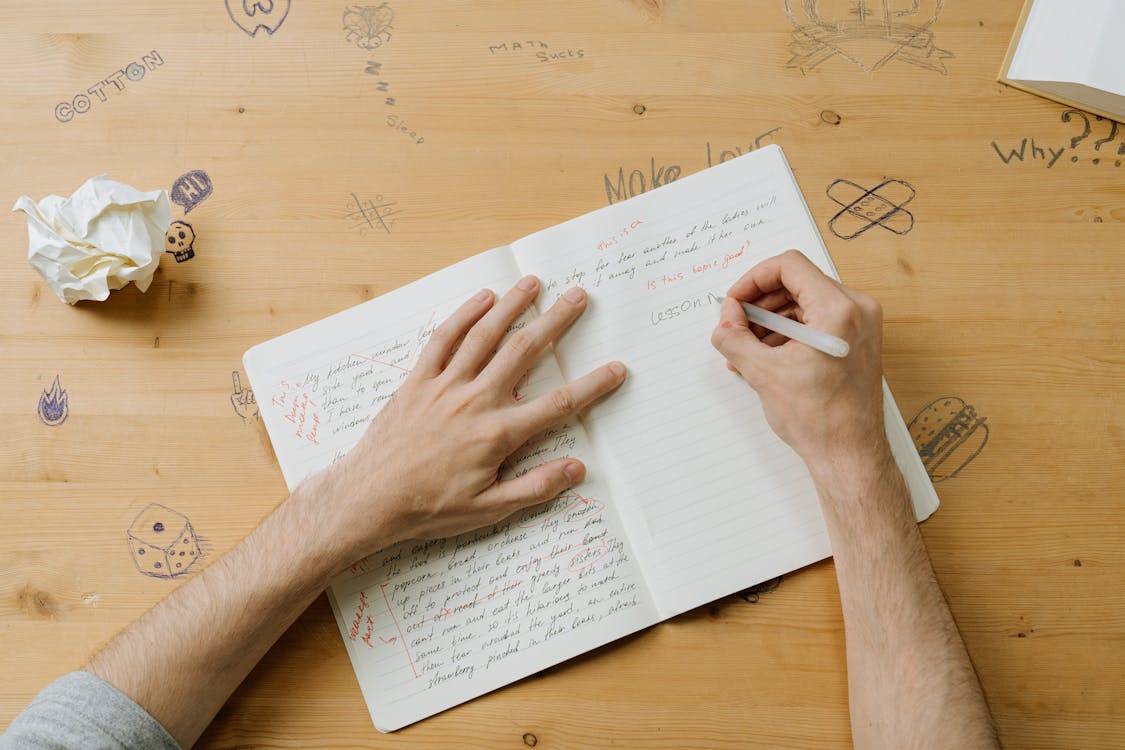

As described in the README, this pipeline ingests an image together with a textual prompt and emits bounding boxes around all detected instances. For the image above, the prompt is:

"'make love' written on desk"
[243,145,940,731]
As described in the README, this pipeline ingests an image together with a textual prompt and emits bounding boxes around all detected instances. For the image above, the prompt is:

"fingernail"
[608,361,626,378]
[474,289,492,302]
[518,276,537,291]
[564,287,585,303]
[563,461,584,483]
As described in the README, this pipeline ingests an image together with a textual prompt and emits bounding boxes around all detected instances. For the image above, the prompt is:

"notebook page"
[243,245,657,731]
[244,246,518,488]
[512,146,936,619]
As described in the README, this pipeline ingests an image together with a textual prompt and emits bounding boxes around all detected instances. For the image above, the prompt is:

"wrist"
[804,439,915,540]
[804,436,895,492]
[286,461,401,578]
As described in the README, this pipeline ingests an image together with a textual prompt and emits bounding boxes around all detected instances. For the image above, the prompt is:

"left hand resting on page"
[298,275,627,569]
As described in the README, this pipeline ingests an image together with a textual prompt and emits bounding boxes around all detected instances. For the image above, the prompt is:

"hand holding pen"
[711,249,889,474]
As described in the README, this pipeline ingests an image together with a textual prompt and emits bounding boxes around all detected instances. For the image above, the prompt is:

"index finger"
[232,371,242,394]
[726,249,840,307]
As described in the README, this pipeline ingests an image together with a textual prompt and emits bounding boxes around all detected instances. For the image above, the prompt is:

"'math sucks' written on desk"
[244,145,939,731]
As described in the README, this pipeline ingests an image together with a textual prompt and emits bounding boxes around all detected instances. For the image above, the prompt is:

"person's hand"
[301,276,626,567]
[710,250,888,476]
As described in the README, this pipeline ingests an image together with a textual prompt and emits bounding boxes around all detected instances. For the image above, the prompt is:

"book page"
[242,245,657,731]
[1010,0,1125,97]
[512,146,937,619]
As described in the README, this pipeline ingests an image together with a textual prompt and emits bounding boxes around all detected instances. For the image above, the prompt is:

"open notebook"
[243,145,939,731]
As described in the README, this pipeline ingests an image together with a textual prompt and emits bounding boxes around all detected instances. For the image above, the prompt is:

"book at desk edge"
[243,145,940,731]
[998,0,1125,122]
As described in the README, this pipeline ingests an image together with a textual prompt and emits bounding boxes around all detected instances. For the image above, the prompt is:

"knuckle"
[862,294,883,321]
[481,420,510,447]
[427,322,455,346]
[531,474,557,500]
[493,424,514,448]
[505,329,538,360]
[827,294,856,322]
[710,326,729,352]
[550,387,577,415]
[462,325,492,350]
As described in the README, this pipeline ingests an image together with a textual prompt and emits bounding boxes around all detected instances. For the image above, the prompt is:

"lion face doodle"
[165,220,196,263]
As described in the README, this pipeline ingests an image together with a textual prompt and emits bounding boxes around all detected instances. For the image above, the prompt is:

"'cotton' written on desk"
[55,51,165,123]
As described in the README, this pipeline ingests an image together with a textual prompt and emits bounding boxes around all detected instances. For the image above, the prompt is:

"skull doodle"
[165,220,196,263]
[343,4,395,50]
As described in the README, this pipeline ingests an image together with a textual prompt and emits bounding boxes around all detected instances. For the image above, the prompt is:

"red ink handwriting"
[568,541,611,573]
[412,581,524,627]
[272,380,322,445]
[597,220,643,252]
[349,590,370,641]
[645,239,750,291]
[380,583,420,678]
[518,491,603,530]
[351,352,412,373]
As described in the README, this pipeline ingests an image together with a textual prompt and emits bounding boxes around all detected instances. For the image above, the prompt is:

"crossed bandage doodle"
[826,179,916,240]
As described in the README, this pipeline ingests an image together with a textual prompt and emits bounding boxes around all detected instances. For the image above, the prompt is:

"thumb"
[711,297,770,380]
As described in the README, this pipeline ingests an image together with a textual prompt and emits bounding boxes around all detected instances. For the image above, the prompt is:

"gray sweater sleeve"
[0,672,180,750]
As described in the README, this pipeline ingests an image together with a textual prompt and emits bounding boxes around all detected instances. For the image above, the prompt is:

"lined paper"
[513,145,937,617]
[243,145,939,729]
[244,245,657,731]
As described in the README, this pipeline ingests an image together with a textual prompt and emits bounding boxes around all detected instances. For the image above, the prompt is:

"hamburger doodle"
[908,397,989,482]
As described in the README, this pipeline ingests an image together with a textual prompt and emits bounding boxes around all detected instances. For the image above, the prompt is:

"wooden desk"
[2,1,1121,747]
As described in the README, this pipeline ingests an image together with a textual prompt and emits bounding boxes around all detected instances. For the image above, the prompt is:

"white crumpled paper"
[12,175,172,304]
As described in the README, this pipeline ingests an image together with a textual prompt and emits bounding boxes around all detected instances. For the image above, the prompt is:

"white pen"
[720,296,850,358]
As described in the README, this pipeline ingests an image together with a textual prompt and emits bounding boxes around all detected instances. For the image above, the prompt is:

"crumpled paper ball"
[12,175,172,304]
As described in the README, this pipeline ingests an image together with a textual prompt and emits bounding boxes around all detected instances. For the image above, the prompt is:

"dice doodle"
[128,503,202,578]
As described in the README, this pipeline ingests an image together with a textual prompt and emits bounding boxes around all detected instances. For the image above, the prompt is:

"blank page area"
[513,146,839,618]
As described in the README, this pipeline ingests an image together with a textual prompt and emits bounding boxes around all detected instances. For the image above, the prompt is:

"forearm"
[810,447,999,750]
[86,476,371,748]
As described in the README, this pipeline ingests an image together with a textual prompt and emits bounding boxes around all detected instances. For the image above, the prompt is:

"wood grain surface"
[1,1,1122,748]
